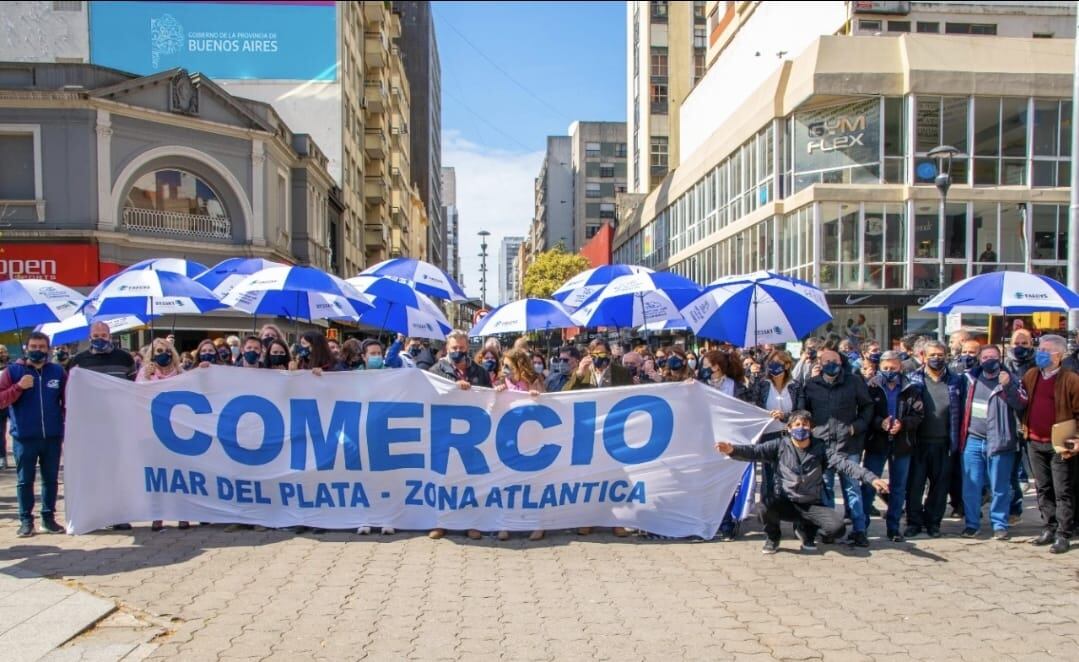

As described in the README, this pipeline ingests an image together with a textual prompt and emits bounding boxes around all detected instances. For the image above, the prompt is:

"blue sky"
[433,1,626,300]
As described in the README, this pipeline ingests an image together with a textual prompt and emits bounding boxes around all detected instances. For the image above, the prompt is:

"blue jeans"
[822,451,867,533]
[962,436,1016,533]
[862,451,911,534]
[13,437,62,524]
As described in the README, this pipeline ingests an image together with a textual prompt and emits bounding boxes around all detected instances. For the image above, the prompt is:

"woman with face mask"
[686,351,699,377]
[290,331,337,375]
[261,339,292,370]
[137,338,190,531]
[195,339,221,368]
[476,348,501,386]
[661,347,693,383]
[492,348,547,541]
[339,338,364,371]
[212,339,233,366]
[531,351,548,378]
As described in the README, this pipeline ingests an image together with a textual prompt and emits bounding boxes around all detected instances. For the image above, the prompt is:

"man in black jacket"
[716,411,888,554]
[863,352,925,542]
[796,348,875,546]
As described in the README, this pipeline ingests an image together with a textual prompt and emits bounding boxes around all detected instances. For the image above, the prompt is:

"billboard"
[89,1,337,81]
[793,98,880,175]
[0,243,103,287]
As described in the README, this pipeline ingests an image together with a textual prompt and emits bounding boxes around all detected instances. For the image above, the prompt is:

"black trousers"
[906,442,950,530]
[949,449,965,515]
[763,498,846,543]
[1029,441,1077,538]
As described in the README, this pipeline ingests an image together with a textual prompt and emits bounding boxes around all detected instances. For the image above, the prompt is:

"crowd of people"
[3,321,1078,558]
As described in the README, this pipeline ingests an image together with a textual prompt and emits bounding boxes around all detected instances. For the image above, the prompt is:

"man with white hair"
[1020,334,1079,554]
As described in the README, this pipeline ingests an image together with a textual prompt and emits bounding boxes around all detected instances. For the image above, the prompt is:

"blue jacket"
[0,362,67,440]
[958,366,1028,457]
[908,366,965,453]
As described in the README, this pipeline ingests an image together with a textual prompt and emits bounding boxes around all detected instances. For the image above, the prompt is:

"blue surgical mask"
[1013,346,1034,362]
[700,367,713,381]
[927,357,945,371]
[367,356,384,370]
[687,359,697,370]
[558,361,571,375]
[243,350,261,365]
[790,427,811,441]
[90,338,111,353]
[847,351,860,363]
[533,362,546,373]
[868,352,882,364]
[1034,350,1053,369]
[980,358,1001,375]
[767,362,786,376]
[656,357,668,368]
[822,362,842,377]
[880,369,899,382]
[153,352,173,367]
[449,351,468,364]
[27,350,48,363]
[483,359,498,372]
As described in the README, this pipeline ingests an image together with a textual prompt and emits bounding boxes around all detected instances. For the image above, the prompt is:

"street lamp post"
[478,230,490,308]
[928,144,959,342]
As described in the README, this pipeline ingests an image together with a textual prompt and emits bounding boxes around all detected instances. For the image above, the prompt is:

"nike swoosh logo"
[845,294,872,305]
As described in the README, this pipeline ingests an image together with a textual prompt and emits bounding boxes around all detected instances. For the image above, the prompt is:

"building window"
[887,21,911,33]
[917,21,940,33]
[600,163,615,178]
[600,202,616,220]
[650,47,668,79]
[858,19,882,33]
[694,51,706,84]
[586,182,601,198]
[585,141,601,158]
[693,1,706,20]
[1033,32,1055,39]
[971,96,1027,186]
[650,136,668,174]
[615,142,628,157]
[615,184,627,194]
[946,22,997,35]
[651,1,668,21]
[586,224,601,239]
[693,26,706,48]
[122,168,231,239]
[0,133,36,200]
[650,83,668,113]
[1033,98,1072,187]
[914,95,969,185]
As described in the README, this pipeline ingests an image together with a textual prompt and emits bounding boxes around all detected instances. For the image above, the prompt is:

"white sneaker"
[381,527,395,535]
[356,526,372,535]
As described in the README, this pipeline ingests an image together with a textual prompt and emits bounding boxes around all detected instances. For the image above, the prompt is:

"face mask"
[626,366,639,378]
[533,362,545,373]
[592,356,611,369]
[501,364,513,377]
[55,350,69,362]
[667,357,684,371]
[687,359,697,370]
[153,352,173,367]
[296,346,311,359]
[767,362,785,376]
[218,349,231,362]
[980,358,1001,375]
[230,346,240,358]
[806,349,817,361]
[868,352,882,364]
[700,367,713,381]
[1034,350,1053,370]
[367,356,384,370]
[243,350,261,365]
[960,355,977,370]
[409,346,422,357]
[790,427,811,441]
[199,352,217,363]
[558,361,571,375]
[880,369,899,382]
[90,338,111,353]
[656,358,668,368]
[898,352,910,362]
[27,350,48,363]
[182,360,194,370]
[449,350,468,364]
[927,357,945,371]
[1013,346,1033,362]
[846,351,860,363]
[269,354,289,367]
[483,359,498,372]
[261,336,274,349]
[821,362,842,377]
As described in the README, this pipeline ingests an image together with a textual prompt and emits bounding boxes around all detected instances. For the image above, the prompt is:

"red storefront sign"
[0,243,103,287]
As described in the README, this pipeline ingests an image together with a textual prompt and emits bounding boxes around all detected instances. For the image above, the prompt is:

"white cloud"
[442,130,543,304]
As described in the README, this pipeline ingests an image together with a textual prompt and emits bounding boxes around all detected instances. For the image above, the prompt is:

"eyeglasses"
[591,354,609,360]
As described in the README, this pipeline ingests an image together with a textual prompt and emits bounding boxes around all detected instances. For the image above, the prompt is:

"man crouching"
[715,410,889,554]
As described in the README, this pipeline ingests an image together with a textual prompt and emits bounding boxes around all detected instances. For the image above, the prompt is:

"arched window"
[122,168,231,238]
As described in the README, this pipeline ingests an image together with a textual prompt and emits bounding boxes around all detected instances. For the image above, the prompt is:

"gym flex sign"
[793,98,880,174]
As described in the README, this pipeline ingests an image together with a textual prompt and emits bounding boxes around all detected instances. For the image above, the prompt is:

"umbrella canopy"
[361,258,468,301]
[84,269,225,317]
[468,298,577,336]
[346,275,431,308]
[36,313,153,346]
[680,271,832,346]
[195,258,287,299]
[569,272,701,329]
[346,276,451,339]
[920,270,1079,314]
[637,319,689,333]
[552,264,654,310]
[223,266,374,321]
[124,257,209,279]
[0,279,86,332]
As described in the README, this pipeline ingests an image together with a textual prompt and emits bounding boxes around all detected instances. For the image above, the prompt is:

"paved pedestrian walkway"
[1,464,1078,661]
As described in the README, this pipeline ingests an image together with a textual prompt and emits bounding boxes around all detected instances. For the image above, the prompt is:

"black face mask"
[153,352,173,367]
[261,336,275,349]
[243,350,261,365]
[926,357,945,371]
[199,352,217,363]
[269,354,289,367]
[981,358,1002,375]
[1012,346,1033,362]
[408,346,422,357]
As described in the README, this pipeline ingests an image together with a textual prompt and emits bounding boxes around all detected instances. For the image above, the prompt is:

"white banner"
[64,367,779,538]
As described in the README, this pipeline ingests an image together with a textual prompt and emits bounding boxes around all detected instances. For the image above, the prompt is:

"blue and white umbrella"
[124,257,209,279]
[552,264,654,310]
[636,319,689,333]
[468,298,577,336]
[223,266,374,321]
[680,271,832,346]
[570,272,701,329]
[195,258,288,299]
[361,258,468,301]
[920,270,1079,314]
[36,313,153,346]
[84,269,225,317]
[347,275,432,308]
[0,279,86,332]
[346,275,451,339]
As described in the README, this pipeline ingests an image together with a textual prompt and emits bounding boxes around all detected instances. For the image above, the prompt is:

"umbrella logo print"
[1014,291,1049,301]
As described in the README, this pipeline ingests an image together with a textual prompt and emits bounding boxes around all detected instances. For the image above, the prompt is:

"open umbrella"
[0,279,86,348]
[636,319,689,333]
[468,298,576,336]
[124,257,209,279]
[83,269,225,319]
[223,266,374,321]
[36,313,154,346]
[195,258,287,299]
[361,258,468,301]
[680,271,831,346]
[346,275,451,340]
[920,270,1079,314]
[553,264,654,310]
[570,272,701,329]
